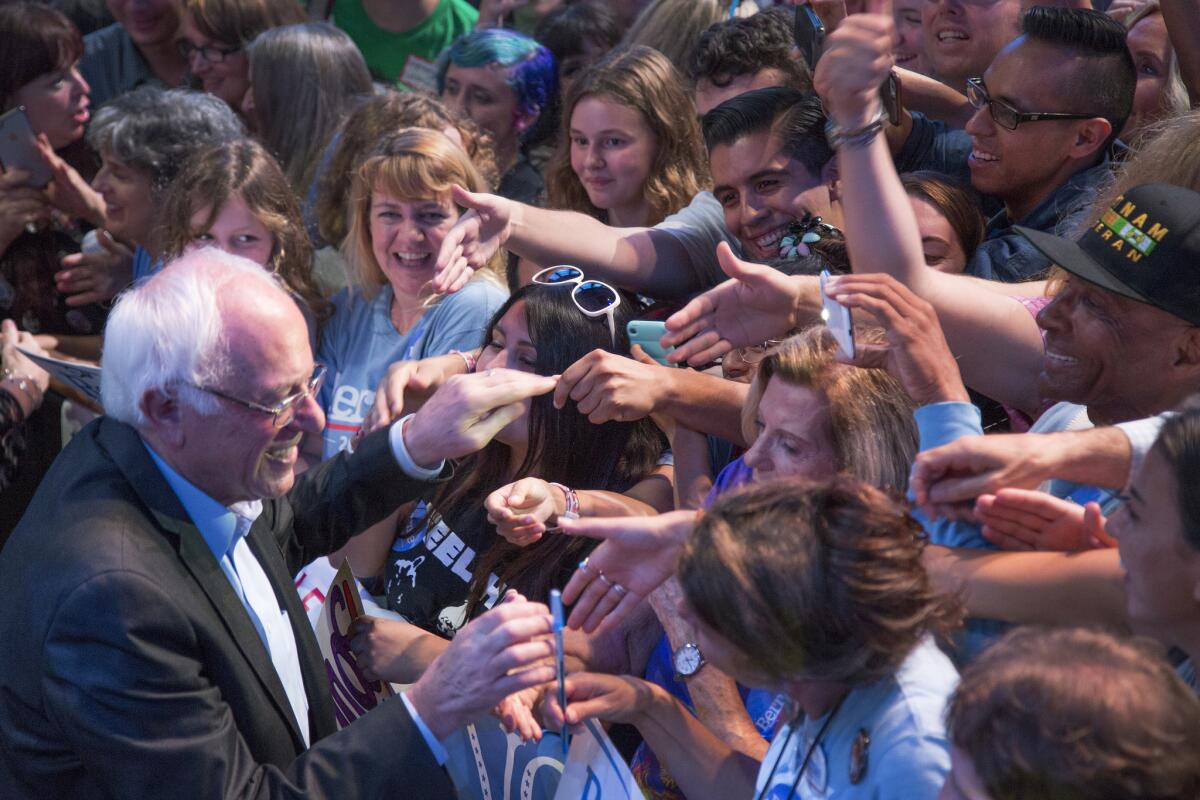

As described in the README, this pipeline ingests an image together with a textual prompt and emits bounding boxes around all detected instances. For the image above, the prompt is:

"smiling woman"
[545,46,709,229]
[179,0,305,113]
[314,128,508,460]
[159,139,330,346]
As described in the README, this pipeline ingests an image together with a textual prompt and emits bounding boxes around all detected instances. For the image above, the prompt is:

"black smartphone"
[0,107,52,187]
[794,6,825,70]
[881,70,902,127]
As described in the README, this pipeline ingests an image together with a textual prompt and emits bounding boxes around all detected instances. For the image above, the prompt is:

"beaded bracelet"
[824,109,887,150]
[548,482,580,527]
[450,349,477,373]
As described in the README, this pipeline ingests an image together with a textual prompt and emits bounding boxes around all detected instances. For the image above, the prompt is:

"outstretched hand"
[407,595,555,740]
[824,272,968,406]
[542,672,653,732]
[55,229,133,307]
[557,509,698,633]
[977,491,1112,552]
[910,432,1054,519]
[662,242,802,366]
[431,185,515,294]
[403,368,558,467]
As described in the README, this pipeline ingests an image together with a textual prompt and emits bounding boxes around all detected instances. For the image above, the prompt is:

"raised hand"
[552,345,665,424]
[403,368,557,467]
[558,509,698,633]
[824,272,969,406]
[431,185,515,294]
[55,229,133,307]
[36,134,105,227]
[662,242,804,367]
[813,0,896,128]
[406,597,556,740]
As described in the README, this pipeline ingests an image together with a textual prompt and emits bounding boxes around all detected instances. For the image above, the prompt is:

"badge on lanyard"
[849,729,870,784]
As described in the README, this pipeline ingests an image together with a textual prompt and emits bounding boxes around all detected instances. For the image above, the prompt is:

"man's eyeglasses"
[193,364,326,429]
[965,78,1098,131]
[532,266,621,345]
[177,40,241,64]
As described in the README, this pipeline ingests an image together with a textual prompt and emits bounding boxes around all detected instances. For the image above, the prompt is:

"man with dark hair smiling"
[429,87,839,299]
[894,6,1136,281]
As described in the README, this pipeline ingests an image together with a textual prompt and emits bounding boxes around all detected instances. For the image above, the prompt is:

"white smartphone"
[820,270,855,359]
[0,106,52,188]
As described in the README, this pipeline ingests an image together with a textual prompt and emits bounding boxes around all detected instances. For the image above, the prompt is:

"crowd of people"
[2,0,1200,797]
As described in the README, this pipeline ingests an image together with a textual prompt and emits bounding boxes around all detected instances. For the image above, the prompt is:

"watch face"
[674,643,703,676]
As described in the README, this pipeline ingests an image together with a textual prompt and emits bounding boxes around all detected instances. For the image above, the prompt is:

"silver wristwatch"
[672,642,705,679]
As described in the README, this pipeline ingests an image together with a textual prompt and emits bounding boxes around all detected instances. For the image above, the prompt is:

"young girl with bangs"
[159,138,330,346]
[545,45,709,229]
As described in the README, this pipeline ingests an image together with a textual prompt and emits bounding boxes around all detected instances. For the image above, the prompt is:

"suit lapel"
[245,524,337,741]
[99,420,308,751]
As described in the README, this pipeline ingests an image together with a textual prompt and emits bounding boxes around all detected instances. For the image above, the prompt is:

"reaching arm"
[925,544,1128,629]
[650,578,769,762]
[813,10,1046,415]
[1160,1,1200,106]
[433,187,712,299]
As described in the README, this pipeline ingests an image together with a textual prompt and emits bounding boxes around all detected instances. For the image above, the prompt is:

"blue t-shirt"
[316,279,507,459]
[754,638,956,800]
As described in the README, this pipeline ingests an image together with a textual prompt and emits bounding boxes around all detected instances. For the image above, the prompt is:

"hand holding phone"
[0,107,52,188]
[820,270,855,359]
[626,320,676,367]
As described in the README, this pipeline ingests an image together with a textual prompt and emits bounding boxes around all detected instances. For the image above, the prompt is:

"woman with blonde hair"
[178,0,304,113]
[159,139,330,342]
[545,45,709,229]
[314,127,508,460]
[245,22,372,199]
[313,92,500,249]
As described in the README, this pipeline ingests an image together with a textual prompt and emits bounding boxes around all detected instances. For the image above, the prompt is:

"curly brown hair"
[544,46,709,227]
[160,139,330,324]
[947,626,1200,800]
[679,476,961,685]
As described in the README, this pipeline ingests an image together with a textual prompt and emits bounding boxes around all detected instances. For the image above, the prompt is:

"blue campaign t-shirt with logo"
[754,638,955,800]
[316,279,507,460]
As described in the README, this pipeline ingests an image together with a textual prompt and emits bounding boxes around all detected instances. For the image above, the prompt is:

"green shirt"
[332,0,477,90]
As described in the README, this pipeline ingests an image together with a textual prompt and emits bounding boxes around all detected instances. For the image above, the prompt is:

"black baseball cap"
[1015,183,1200,326]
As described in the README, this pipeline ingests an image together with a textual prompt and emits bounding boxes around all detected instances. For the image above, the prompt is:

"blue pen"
[550,589,568,757]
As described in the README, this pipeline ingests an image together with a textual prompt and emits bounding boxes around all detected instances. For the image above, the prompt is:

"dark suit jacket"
[0,417,456,798]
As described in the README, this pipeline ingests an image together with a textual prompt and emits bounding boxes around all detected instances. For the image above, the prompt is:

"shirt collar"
[143,441,263,559]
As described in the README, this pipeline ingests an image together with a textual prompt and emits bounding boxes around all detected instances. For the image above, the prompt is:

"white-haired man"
[0,249,558,798]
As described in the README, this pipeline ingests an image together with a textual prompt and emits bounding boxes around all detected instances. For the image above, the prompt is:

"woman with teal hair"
[437,28,557,206]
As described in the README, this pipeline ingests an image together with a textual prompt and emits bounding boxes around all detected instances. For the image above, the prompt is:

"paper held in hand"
[315,559,393,729]
[552,719,642,800]
[16,346,102,405]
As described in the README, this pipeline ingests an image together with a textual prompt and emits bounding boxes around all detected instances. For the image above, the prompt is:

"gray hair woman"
[245,23,373,199]
[85,86,243,289]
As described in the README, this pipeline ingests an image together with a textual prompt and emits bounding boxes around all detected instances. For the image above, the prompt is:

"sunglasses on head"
[532,266,621,345]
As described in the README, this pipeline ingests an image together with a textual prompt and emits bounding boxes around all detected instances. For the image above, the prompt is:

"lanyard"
[755,696,846,800]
